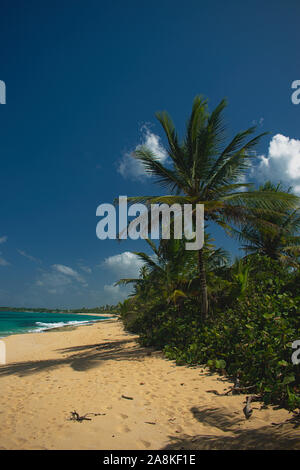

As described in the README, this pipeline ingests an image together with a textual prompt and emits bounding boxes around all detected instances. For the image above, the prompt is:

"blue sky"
[0,0,299,308]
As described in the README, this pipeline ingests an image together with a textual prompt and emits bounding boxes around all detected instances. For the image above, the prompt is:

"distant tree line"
[0,305,118,314]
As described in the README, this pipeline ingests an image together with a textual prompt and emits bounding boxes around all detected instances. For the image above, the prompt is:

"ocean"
[0,310,110,337]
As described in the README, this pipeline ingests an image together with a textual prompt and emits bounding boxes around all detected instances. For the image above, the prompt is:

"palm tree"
[115,238,191,305]
[233,181,300,266]
[116,234,230,311]
[124,96,298,319]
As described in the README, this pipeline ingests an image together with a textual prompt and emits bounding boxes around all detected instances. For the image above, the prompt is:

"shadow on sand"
[163,406,300,450]
[1,337,299,450]
[0,338,155,377]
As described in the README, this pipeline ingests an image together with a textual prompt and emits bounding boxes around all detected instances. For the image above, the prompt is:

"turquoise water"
[0,311,110,337]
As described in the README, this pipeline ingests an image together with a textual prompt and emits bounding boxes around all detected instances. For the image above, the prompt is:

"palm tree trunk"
[198,248,208,320]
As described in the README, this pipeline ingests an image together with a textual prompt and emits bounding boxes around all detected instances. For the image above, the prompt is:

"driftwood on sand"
[68,410,106,422]
[121,394,134,400]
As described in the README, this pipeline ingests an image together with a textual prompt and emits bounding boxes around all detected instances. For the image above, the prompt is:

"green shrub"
[119,256,300,410]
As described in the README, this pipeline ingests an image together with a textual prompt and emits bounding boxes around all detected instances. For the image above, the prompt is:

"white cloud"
[117,124,168,180]
[76,259,92,274]
[253,134,300,194]
[0,235,7,244]
[103,283,132,301]
[36,264,88,294]
[103,251,144,278]
[52,264,87,285]
[17,249,41,264]
[79,265,92,273]
[252,117,264,127]
[0,252,9,266]
[98,252,144,303]
[36,271,72,293]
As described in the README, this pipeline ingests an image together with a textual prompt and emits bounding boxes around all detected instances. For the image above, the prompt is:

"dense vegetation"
[116,96,300,411]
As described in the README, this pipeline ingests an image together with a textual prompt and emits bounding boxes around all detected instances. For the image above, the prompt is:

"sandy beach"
[0,318,299,450]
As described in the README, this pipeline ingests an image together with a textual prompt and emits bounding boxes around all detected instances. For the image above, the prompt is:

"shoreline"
[0,319,299,450]
[0,312,116,339]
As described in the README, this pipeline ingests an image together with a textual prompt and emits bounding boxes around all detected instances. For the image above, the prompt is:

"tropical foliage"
[232,181,300,266]
[115,96,300,411]
[125,96,297,318]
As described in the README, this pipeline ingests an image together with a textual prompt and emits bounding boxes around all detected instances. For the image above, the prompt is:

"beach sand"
[0,318,299,450]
